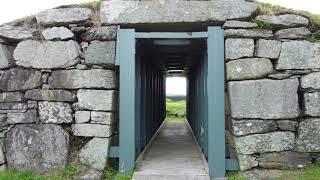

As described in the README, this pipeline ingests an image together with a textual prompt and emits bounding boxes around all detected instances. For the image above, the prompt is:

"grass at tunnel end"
[166,98,186,121]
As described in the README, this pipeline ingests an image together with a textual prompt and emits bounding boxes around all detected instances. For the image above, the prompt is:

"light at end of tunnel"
[153,39,192,46]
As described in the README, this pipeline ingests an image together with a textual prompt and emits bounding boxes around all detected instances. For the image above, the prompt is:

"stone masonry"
[0,0,319,178]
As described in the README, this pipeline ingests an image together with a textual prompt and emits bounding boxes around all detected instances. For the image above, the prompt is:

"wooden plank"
[207,27,226,178]
[119,28,136,173]
[135,32,208,39]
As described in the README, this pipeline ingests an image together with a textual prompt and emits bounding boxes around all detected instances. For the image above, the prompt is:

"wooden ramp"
[132,120,210,180]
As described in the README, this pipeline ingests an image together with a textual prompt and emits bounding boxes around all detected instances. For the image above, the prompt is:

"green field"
[166,98,186,121]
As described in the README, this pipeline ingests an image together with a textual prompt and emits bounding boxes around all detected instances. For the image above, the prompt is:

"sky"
[0,0,319,95]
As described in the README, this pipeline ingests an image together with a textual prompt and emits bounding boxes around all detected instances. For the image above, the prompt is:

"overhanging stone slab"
[100,0,258,25]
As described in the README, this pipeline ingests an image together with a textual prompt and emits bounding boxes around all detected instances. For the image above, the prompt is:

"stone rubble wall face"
[0,0,319,176]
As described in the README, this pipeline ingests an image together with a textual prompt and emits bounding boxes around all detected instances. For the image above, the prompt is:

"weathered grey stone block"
[14,40,81,69]
[49,69,117,89]
[226,58,273,80]
[0,146,4,165]
[42,27,74,40]
[25,89,76,102]
[91,111,114,125]
[277,120,298,131]
[0,92,24,102]
[0,25,34,42]
[304,92,320,116]
[259,151,312,169]
[223,21,257,29]
[296,118,320,152]
[231,119,277,136]
[0,103,27,113]
[7,110,37,124]
[224,29,273,38]
[101,0,258,25]
[81,26,117,41]
[0,68,42,91]
[72,124,112,137]
[79,138,110,170]
[36,8,92,26]
[77,90,117,111]
[255,14,309,29]
[85,41,115,65]
[38,101,73,124]
[276,41,320,70]
[5,124,69,172]
[238,154,258,171]
[75,111,91,124]
[301,72,320,90]
[225,39,254,60]
[228,79,299,119]
[0,44,14,69]
[275,27,311,39]
[255,39,281,59]
[235,132,295,154]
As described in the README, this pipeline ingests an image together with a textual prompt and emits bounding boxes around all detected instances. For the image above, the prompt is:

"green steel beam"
[119,28,136,173]
[109,146,119,158]
[226,159,240,171]
[207,26,226,178]
[135,32,208,39]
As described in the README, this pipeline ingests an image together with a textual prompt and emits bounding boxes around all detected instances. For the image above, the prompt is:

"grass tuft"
[104,160,133,180]
[254,1,320,31]
[166,98,186,121]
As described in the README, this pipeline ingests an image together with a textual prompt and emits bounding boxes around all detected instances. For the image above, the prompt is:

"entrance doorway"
[117,27,233,179]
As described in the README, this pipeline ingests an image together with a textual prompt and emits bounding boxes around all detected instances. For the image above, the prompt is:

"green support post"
[207,27,226,179]
[119,28,136,173]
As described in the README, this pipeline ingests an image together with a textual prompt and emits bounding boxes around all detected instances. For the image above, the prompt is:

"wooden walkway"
[132,120,210,180]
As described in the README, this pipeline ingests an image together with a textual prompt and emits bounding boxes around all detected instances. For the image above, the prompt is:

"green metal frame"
[117,27,236,178]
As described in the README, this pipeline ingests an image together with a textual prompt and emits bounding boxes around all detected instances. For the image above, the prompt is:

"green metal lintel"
[135,32,208,39]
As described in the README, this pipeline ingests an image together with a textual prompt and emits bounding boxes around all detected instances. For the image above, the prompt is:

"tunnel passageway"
[132,120,210,180]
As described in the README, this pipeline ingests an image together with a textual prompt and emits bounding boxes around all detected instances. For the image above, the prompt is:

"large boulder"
[301,72,320,90]
[255,14,309,29]
[36,8,93,26]
[225,38,254,60]
[49,69,117,89]
[0,44,14,69]
[85,41,116,65]
[38,101,73,124]
[79,138,110,170]
[5,124,69,172]
[231,119,277,136]
[101,0,258,25]
[42,27,74,40]
[25,89,76,102]
[0,92,24,102]
[276,41,320,70]
[226,58,273,80]
[304,92,320,116]
[0,68,42,91]
[224,29,273,39]
[275,27,311,39]
[235,132,295,154]
[295,118,320,152]
[72,124,112,137]
[255,39,281,59]
[258,151,312,169]
[14,40,81,69]
[0,25,34,42]
[81,26,117,41]
[228,79,300,119]
[77,90,117,111]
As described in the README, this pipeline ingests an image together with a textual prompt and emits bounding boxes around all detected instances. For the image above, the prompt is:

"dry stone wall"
[0,0,319,178]
[0,6,118,177]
